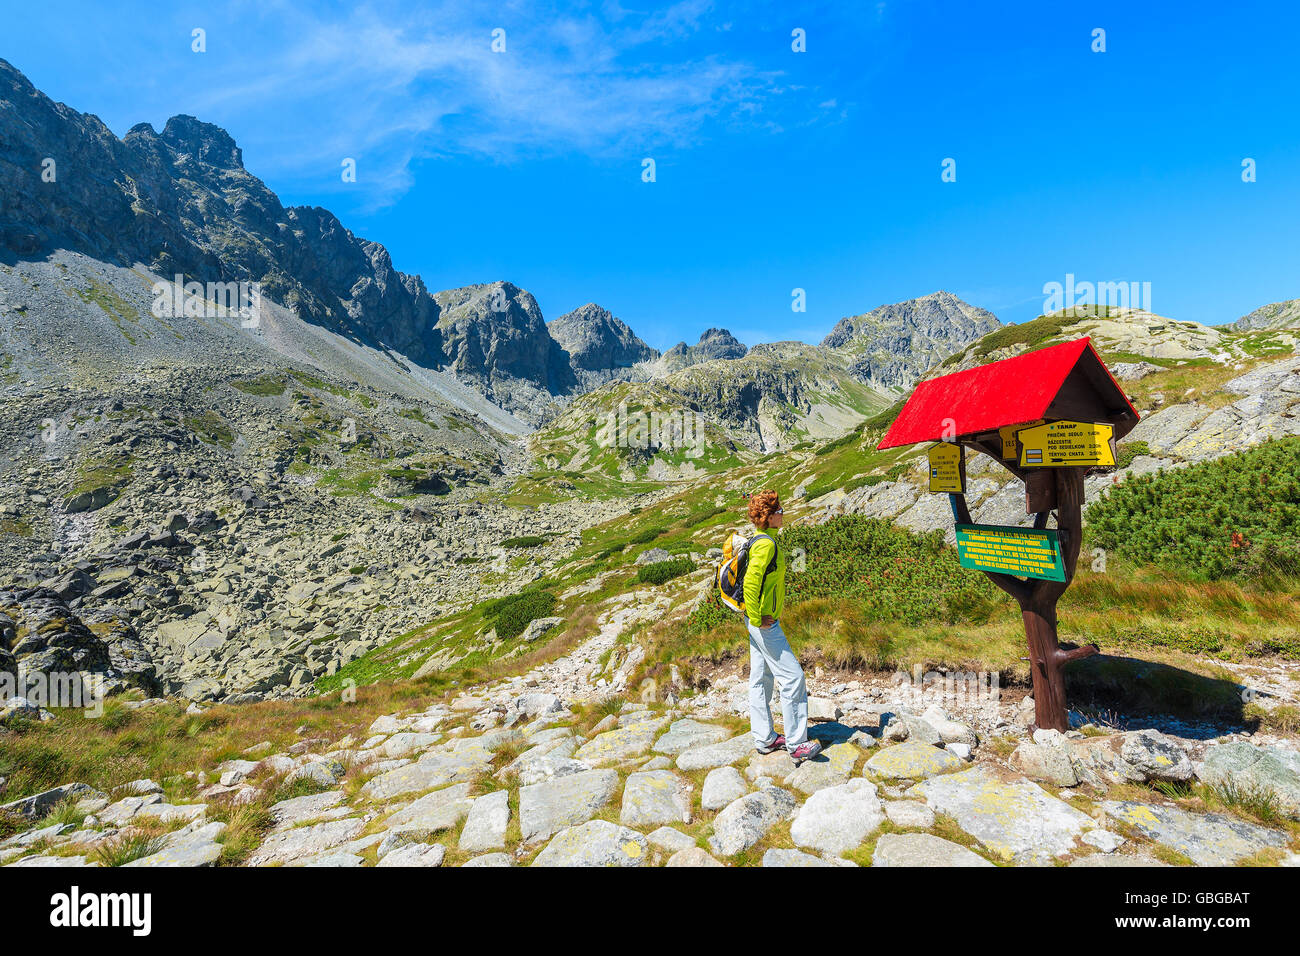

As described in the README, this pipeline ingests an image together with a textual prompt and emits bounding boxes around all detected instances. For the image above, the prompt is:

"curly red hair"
[747,490,781,529]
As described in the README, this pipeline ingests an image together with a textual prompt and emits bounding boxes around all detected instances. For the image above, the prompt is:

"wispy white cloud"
[187,0,794,205]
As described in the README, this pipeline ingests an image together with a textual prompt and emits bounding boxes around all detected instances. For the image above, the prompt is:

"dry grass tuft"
[212,800,277,866]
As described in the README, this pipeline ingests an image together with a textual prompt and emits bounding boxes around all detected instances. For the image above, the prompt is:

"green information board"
[955,523,1066,582]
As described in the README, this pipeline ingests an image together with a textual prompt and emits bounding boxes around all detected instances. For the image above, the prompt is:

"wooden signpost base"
[951,466,1098,732]
[878,338,1141,731]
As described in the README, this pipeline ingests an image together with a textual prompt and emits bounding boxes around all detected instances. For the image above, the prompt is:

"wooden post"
[950,465,1098,731]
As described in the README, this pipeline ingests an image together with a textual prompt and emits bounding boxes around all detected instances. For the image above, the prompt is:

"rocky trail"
[506,596,669,705]
[5,594,1299,868]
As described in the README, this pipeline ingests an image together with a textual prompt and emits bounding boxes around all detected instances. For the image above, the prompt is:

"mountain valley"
[2,57,1300,871]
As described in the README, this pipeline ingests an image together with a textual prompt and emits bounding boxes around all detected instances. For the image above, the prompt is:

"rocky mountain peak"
[0,56,34,94]
[432,281,576,414]
[548,303,658,374]
[822,291,1002,390]
[1,59,548,417]
[656,327,748,373]
[696,328,747,356]
[0,57,1009,433]
[1233,298,1300,331]
[822,291,998,349]
[150,115,244,170]
[435,280,538,322]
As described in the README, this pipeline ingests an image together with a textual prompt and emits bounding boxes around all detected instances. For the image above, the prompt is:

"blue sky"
[5,0,1299,349]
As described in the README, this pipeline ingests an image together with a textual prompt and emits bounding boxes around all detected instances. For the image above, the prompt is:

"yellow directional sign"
[928,442,965,493]
[1017,420,1115,467]
[999,420,1043,459]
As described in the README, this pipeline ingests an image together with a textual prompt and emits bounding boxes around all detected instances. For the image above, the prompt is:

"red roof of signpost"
[877,337,1139,450]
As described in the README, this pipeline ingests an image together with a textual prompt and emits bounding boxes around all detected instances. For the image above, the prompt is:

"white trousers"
[746,619,808,750]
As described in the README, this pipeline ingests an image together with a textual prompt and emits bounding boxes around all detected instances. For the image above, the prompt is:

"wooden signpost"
[878,337,1140,731]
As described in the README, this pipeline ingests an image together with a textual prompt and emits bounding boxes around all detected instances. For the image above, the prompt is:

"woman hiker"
[744,490,822,764]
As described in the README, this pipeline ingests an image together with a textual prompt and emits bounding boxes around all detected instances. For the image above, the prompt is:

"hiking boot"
[789,740,822,764]
[755,734,786,754]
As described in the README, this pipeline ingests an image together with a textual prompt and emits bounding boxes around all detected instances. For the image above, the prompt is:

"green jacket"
[743,532,785,628]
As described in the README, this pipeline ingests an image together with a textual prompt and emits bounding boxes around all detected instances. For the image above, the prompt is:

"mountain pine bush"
[1086,436,1300,580]
[685,515,996,633]
[483,590,557,639]
[683,505,726,527]
[637,557,694,585]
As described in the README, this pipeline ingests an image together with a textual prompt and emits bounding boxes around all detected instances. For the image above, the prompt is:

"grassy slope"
[0,681,443,819]
[327,310,1300,706]
[522,380,752,494]
[523,345,891,490]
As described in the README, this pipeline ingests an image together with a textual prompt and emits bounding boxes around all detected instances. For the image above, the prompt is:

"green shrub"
[1114,440,1151,469]
[686,593,735,633]
[637,557,695,585]
[1087,436,1300,580]
[484,590,558,639]
[684,505,727,527]
[1208,778,1282,823]
[271,775,332,803]
[815,429,861,457]
[629,526,666,545]
[967,312,1076,360]
[397,407,433,426]
[502,535,548,549]
[685,515,996,633]
[43,796,87,829]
